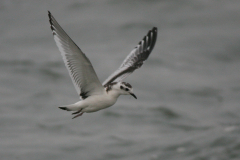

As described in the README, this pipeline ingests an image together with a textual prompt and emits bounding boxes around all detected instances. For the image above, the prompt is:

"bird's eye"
[125,88,129,91]
[120,86,123,89]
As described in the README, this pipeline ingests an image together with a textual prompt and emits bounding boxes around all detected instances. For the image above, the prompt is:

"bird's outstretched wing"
[48,11,104,99]
[102,27,157,87]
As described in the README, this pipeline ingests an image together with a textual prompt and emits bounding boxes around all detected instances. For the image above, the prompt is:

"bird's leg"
[72,108,83,115]
[72,112,83,119]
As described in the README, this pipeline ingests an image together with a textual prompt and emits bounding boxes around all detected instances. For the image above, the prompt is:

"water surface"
[1,0,240,160]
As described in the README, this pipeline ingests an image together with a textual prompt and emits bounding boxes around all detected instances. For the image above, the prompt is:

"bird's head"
[109,82,137,99]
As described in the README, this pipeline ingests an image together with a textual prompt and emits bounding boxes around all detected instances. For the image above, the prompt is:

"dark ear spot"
[120,86,123,90]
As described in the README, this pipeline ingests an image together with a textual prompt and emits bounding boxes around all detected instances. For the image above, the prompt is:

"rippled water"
[1,0,240,160]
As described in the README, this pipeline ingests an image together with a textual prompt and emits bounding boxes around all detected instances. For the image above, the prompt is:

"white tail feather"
[59,103,81,111]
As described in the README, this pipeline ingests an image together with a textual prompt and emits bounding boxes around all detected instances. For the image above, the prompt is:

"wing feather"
[48,11,104,99]
[102,27,157,86]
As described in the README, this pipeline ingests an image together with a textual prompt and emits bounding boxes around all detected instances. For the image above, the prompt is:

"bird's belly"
[83,95,117,113]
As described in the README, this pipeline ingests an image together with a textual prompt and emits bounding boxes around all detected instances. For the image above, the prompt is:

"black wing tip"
[48,11,56,35]
[148,27,158,51]
[135,27,158,58]
[48,11,52,21]
[149,27,158,40]
[140,27,158,49]
[152,27,157,32]
[48,11,53,24]
[59,107,68,111]
[149,27,158,37]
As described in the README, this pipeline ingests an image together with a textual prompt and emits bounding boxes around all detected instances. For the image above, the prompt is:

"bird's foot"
[72,112,83,119]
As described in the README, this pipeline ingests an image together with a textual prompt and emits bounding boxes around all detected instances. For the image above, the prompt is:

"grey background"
[1,0,240,159]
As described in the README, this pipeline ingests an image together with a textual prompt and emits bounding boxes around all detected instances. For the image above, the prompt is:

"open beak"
[130,92,137,99]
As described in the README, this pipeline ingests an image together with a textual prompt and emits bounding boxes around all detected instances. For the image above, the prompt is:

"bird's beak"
[130,92,137,99]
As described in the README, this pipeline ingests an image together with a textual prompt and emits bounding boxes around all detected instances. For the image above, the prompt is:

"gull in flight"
[48,11,157,119]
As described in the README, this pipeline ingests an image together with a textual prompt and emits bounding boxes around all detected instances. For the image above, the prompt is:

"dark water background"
[1,0,240,159]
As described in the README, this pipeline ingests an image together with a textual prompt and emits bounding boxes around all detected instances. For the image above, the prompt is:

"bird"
[48,11,157,119]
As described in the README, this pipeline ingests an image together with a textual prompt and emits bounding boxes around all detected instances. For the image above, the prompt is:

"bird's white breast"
[82,91,118,113]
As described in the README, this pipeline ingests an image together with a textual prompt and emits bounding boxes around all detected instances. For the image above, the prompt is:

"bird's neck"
[107,89,121,99]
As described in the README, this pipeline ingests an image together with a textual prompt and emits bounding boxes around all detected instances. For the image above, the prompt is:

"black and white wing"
[48,11,104,99]
[102,27,157,87]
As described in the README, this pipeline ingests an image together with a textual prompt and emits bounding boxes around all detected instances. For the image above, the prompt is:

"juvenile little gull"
[48,11,157,119]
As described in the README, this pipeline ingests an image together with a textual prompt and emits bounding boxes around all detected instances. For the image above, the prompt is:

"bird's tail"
[59,103,81,111]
